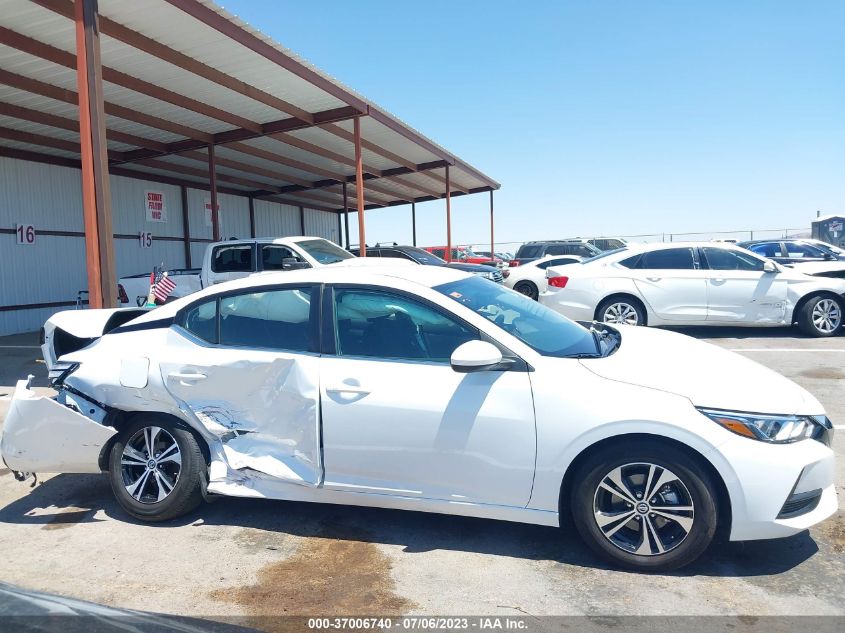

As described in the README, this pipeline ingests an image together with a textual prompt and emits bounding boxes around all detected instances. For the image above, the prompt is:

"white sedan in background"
[541,242,845,337]
[1,266,836,571]
[504,254,582,300]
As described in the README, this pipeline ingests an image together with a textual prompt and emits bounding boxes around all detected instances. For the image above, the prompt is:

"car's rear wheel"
[513,281,539,301]
[570,442,718,571]
[597,296,645,326]
[109,416,205,522]
[797,295,843,337]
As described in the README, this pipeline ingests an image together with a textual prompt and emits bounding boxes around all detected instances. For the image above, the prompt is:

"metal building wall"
[0,157,344,336]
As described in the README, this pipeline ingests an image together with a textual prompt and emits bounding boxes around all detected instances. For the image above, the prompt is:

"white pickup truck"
[118,236,385,307]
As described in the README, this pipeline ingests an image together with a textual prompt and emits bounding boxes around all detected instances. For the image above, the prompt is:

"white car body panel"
[504,255,581,295]
[541,242,845,327]
[1,265,837,543]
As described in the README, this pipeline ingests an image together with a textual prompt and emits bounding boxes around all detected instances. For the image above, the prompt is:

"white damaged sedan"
[0,266,837,571]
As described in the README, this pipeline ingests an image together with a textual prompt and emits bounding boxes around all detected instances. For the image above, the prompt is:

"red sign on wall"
[145,190,167,223]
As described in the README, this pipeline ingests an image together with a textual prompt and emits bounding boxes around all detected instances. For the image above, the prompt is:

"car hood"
[446,262,494,273]
[785,260,845,276]
[578,326,821,415]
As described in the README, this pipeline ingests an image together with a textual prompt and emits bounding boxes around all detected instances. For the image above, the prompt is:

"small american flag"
[152,268,177,303]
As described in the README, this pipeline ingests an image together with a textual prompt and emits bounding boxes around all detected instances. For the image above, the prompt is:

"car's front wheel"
[797,295,844,337]
[570,441,718,571]
[513,281,539,301]
[109,416,205,522]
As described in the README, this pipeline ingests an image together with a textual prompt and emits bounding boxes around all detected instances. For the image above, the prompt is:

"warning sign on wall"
[145,191,167,223]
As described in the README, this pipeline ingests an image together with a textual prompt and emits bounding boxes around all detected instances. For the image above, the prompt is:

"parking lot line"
[729,348,845,353]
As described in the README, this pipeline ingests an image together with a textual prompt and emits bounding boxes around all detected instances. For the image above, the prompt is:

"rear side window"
[545,244,576,256]
[212,244,253,273]
[219,287,315,351]
[261,245,304,271]
[379,249,414,260]
[784,242,824,258]
[182,299,218,343]
[747,242,781,258]
[701,248,764,271]
[637,248,696,270]
[516,244,543,258]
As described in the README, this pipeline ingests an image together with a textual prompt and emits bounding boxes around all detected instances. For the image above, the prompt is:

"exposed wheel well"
[557,433,732,540]
[98,409,211,471]
[791,290,845,325]
[594,293,648,325]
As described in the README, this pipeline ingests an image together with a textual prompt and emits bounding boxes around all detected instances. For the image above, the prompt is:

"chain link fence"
[469,227,811,254]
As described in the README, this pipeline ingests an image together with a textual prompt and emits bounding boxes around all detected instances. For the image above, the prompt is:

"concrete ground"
[0,327,843,623]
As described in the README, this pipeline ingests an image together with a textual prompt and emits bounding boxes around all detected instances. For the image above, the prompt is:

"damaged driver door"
[161,285,322,487]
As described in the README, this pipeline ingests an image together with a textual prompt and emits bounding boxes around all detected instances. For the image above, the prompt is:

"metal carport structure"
[0,0,499,309]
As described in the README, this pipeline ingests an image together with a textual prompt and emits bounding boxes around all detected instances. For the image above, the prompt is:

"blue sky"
[223,1,844,251]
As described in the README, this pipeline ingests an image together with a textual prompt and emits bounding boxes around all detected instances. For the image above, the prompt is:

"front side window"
[334,289,477,361]
[637,247,696,270]
[435,276,598,358]
[219,287,315,351]
[212,244,253,273]
[701,247,765,271]
[261,245,304,271]
[296,239,354,265]
[784,242,825,258]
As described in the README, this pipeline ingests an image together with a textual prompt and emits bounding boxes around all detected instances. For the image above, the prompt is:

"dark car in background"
[510,240,601,266]
[738,239,845,264]
[359,244,505,283]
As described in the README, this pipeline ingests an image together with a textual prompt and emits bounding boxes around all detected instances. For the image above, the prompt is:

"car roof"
[209,236,331,247]
[126,265,471,325]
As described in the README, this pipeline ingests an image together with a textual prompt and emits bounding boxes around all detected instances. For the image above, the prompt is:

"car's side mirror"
[281,258,309,271]
[450,340,503,373]
[763,261,778,273]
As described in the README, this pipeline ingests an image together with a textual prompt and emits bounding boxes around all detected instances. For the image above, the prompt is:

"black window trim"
[174,282,321,354]
[323,283,529,370]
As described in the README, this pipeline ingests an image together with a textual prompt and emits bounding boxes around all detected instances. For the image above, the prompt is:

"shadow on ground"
[0,472,825,580]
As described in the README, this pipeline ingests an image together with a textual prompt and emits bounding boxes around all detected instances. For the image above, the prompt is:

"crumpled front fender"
[1,379,116,474]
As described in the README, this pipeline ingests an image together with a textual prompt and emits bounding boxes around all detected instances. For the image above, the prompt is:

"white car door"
[205,242,256,286]
[319,286,537,507]
[160,285,323,486]
[700,247,788,323]
[628,247,708,321]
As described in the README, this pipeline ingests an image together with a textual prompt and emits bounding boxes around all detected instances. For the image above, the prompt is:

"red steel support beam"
[489,190,494,265]
[75,0,116,308]
[208,145,220,241]
[445,165,452,262]
[354,117,366,256]
[180,185,191,267]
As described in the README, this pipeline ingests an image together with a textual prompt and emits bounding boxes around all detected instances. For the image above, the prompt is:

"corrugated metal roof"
[0,0,499,217]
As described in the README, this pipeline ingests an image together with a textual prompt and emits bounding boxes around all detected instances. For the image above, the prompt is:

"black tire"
[570,441,718,572]
[514,281,539,301]
[595,296,646,326]
[797,294,844,337]
[109,416,205,522]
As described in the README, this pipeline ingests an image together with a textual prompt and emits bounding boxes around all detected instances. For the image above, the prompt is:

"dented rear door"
[161,285,322,486]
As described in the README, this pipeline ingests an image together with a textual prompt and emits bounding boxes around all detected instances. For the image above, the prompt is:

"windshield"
[809,241,844,256]
[581,247,628,264]
[297,239,354,265]
[434,276,599,357]
[404,247,447,265]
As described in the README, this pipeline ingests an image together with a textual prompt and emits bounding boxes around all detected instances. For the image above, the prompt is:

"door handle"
[711,278,726,284]
[169,372,207,382]
[326,384,370,395]
[646,276,661,282]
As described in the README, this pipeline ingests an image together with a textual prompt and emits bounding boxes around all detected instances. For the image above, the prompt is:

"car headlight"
[697,408,833,445]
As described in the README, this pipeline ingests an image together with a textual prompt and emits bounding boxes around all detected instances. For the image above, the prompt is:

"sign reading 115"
[16,224,35,245]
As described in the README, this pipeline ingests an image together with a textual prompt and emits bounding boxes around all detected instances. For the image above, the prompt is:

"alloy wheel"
[593,462,694,556]
[812,298,841,334]
[120,426,182,504]
[602,302,640,325]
